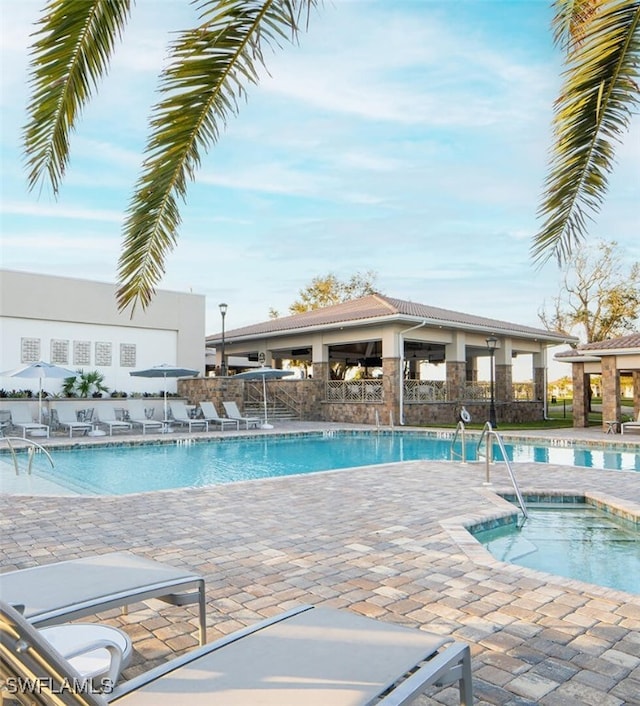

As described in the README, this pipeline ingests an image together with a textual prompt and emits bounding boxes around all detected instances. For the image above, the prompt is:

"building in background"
[0,270,205,397]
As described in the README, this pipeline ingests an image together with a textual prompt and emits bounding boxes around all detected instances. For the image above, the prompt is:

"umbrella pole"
[263,375,268,425]
[164,373,168,422]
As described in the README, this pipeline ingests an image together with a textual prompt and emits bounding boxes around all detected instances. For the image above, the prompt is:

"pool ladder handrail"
[1,436,54,475]
[476,423,529,521]
[449,421,467,465]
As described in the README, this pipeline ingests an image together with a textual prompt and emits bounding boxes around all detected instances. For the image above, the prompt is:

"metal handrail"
[476,423,528,521]
[449,421,467,464]
[1,437,54,475]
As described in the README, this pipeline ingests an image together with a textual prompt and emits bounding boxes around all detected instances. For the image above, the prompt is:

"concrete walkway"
[1,424,639,704]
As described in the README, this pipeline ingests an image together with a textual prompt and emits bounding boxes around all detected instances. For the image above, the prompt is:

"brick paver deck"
[1,424,639,705]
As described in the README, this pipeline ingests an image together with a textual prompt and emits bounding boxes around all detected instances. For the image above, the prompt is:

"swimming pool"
[8,432,640,495]
[472,504,640,594]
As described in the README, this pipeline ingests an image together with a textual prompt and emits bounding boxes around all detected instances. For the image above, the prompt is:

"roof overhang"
[207,313,573,348]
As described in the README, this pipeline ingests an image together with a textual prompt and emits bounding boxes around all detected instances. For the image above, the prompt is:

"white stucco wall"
[0,270,205,396]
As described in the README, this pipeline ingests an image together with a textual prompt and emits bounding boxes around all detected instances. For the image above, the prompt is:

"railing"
[1,437,54,475]
[403,380,448,402]
[512,382,534,401]
[245,381,302,417]
[476,423,528,522]
[449,421,467,464]
[325,380,383,403]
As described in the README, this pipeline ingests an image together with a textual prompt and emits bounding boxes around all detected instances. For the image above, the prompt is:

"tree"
[24,0,318,314]
[288,271,379,314]
[533,0,640,266]
[23,1,639,311]
[538,240,640,343]
[269,271,379,318]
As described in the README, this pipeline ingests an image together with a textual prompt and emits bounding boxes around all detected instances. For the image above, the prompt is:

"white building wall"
[0,270,205,396]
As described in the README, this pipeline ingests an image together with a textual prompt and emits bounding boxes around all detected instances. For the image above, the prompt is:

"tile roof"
[207,294,571,344]
[556,332,640,357]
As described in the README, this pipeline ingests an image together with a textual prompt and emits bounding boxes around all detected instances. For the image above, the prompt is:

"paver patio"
[1,424,639,705]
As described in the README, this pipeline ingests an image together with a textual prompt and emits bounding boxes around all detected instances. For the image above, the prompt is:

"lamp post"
[486,336,498,428]
[219,302,228,376]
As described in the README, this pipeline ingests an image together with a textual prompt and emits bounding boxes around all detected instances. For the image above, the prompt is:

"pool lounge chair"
[0,601,473,705]
[222,401,261,429]
[97,405,133,436]
[198,401,239,431]
[0,552,207,645]
[621,411,640,435]
[54,406,94,438]
[6,404,49,438]
[126,400,164,434]
[168,401,208,432]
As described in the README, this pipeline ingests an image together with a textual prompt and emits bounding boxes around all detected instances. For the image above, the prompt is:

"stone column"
[572,362,589,428]
[495,364,512,403]
[446,361,467,403]
[532,352,546,404]
[311,362,330,381]
[634,370,640,418]
[600,356,620,431]
[382,357,401,426]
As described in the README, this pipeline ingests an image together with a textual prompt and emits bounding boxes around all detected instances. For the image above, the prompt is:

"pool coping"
[3,425,640,454]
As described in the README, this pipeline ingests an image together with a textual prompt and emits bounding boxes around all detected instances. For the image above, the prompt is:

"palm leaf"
[23,0,132,195]
[533,0,640,266]
[116,0,318,313]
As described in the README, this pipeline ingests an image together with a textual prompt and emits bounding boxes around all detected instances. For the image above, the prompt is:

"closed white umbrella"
[232,367,294,429]
[0,361,76,424]
[130,364,198,421]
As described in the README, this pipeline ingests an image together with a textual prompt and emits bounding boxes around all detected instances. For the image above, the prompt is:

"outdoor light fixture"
[486,336,498,428]
[219,302,228,376]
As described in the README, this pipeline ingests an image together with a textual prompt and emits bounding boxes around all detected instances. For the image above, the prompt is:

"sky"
[1,0,638,346]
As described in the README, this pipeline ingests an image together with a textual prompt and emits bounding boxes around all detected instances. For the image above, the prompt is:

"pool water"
[11,432,640,496]
[473,505,640,594]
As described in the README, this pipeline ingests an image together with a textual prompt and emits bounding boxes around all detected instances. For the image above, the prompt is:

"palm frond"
[116,0,319,313]
[533,0,640,266]
[23,0,132,195]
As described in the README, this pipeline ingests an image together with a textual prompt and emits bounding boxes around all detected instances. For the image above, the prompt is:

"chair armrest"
[63,638,123,687]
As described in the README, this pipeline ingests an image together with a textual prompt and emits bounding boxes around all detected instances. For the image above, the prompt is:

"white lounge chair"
[621,411,640,435]
[97,405,133,436]
[0,552,207,645]
[222,401,260,429]
[6,404,49,438]
[127,400,164,434]
[198,401,239,431]
[168,401,208,432]
[54,406,93,437]
[0,601,473,705]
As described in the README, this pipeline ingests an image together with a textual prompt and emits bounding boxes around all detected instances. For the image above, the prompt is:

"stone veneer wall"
[178,378,544,425]
[179,378,324,420]
[403,401,543,426]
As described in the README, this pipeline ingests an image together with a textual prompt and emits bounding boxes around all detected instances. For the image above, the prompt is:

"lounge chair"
[0,601,473,705]
[6,404,49,438]
[97,405,133,436]
[168,401,208,432]
[54,406,93,438]
[0,552,207,645]
[126,400,164,434]
[198,401,239,431]
[621,411,640,435]
[222,401,260,429]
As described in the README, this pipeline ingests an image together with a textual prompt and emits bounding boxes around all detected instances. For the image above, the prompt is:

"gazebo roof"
[207,293,573,345]
[556,332,640,361]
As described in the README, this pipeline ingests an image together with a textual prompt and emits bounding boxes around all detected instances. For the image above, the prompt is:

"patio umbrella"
[130,364,198,421]
[232,366,294,429]
[0,360,76,424]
